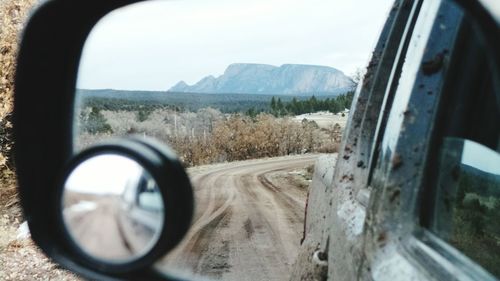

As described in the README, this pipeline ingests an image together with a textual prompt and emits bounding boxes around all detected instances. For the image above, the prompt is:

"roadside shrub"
[76,107,343,167]
[0,0,36,205]
[79,107,113,134]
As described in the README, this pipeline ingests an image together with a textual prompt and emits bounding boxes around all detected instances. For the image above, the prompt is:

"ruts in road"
[159,155,319,281]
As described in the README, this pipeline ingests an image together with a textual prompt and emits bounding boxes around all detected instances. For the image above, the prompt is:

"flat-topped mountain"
[169,63,354,95]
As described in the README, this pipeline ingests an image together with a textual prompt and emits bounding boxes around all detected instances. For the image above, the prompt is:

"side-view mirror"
[57,137,193,274]
[13,0,199,278]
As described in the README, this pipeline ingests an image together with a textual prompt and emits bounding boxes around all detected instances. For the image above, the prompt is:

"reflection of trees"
[451,165,500,277]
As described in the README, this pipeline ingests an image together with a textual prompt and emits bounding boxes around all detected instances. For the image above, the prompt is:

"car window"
[429,15,500,278]
[432,138,500,277]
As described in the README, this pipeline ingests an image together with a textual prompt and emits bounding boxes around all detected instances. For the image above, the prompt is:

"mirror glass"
[74,0,392,278]
[62,154,164,262]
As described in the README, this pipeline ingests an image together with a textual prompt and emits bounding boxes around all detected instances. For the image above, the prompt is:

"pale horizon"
[79,62,354,91]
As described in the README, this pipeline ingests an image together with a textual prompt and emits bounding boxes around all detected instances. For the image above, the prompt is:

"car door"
[361,0,499,280]
[298,0,499,280]
[294,0,425,279]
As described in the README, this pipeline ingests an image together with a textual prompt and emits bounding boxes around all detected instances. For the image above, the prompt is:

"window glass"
[429,14,500,277]
[432,138,500,277]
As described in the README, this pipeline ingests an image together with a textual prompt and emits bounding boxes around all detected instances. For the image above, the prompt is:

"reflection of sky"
[462,140,500,175]
[65,155,144,195]
[76,0,393,91]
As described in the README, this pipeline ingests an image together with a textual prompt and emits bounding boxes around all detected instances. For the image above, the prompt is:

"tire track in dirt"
[257,173,305,224]
[158,155,318,281]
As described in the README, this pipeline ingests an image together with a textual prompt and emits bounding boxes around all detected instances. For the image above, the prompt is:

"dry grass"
[0,0,37,208]
[0,2,82,280]
[0,238,82,281]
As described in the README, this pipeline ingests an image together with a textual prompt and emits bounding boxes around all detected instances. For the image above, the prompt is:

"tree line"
[82,91,355,121]
[268,92,354,117]
[76,108,342,167]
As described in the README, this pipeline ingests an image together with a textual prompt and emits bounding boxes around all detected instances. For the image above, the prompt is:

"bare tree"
[351,67,366,90]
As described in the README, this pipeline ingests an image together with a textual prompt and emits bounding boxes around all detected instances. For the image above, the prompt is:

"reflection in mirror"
[62,154,164,262]
[432,138,500,277]
[73,0,393,279]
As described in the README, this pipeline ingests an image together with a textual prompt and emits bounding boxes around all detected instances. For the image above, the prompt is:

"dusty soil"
[0,206,82,281]
[158,154,318,281]
[0,155,317,281]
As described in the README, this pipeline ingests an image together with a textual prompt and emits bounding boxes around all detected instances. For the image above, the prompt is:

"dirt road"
[159,155,318,281]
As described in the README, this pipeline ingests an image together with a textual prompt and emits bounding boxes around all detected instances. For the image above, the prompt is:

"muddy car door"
[294,0,424,278]
[296,0,500,280]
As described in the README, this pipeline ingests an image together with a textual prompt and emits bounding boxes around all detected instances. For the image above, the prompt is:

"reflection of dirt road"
[64,198,132,259]
[160,155,318,281]
[64,197,157,260]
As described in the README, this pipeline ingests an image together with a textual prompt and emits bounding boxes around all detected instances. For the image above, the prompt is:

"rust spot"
[341,174,350,182]
[389,189,400,203]
[392,154,403,170]
[343,155,350,160]
[422,52,445,75]
[345,145,352,153]
[377,232,387,245]
[357,161,364,168]
[317,251,328,261]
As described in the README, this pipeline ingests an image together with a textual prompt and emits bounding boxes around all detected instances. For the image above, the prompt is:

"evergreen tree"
[276,98,285,116]
[270,96,277,112]
[246,107,257,118]
[82,107,113,134]
[268,92,354,116]
[310,95,318,110]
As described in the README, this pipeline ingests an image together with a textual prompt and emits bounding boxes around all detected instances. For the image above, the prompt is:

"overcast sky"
[462,140,500,175]
[77,0,394,91]
[65,154,144,195]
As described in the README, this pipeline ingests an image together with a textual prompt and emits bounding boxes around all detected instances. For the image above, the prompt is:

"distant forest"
[267,93,353,117]
[78,89,354,116]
